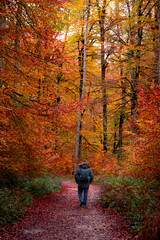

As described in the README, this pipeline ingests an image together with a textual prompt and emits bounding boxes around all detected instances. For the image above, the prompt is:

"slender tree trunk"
[13,1,23,106]
[34,38,41,103]
[0,1,6,88]
[113,122,117,154]
[112,66,126,160]
[130,66,138,138]
[77,30,85,159]
[74,0,90,169]
[117,66,126,161]
[96,0,107,153]
[158,0,160,86]
[14,1,22,90]
[101,0,107,153]
[101,38,107,153]
[130,1,143,138]
[115,4,125,161]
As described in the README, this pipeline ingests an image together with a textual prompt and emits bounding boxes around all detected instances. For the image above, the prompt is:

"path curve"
[1,180,133,240]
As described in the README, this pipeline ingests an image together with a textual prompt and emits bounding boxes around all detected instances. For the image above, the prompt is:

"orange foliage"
[0,0,78,178]
[0,0,159,179]
[128,87,160,179]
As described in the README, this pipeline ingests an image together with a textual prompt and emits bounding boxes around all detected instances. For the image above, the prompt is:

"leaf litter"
[1,180,134,240]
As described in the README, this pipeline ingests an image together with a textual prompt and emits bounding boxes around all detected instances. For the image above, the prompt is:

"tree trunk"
[158,0,160,86]
[117,66,126,161]
[130,1,143,138]
[14,1,22,90]
[96,0,107,153]
[0,1,6,88]
[77,30,85,158]
[113,122,117,154]
[74,0,90,169]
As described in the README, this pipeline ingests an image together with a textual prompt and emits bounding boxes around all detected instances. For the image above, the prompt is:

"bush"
[93,175,105,185]
[101,176,158,232]
[137,213,160,240]
[0,174,62,228]
[28,175,62,196]
[0,188,33,227]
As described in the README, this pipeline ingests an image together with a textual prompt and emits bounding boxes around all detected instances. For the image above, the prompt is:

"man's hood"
[79,161,90,169]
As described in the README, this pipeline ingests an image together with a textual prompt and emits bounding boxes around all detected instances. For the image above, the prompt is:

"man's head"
[79,160,89,167]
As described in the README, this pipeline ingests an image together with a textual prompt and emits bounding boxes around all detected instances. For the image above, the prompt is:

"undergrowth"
[101,175,159,237]
[0,174,62,228]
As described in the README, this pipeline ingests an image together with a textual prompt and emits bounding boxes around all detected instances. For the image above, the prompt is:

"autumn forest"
[0,0,160,237]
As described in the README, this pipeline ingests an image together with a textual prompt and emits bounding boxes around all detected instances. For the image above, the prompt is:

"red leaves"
[0,0,76,176]
[131,86,160,179]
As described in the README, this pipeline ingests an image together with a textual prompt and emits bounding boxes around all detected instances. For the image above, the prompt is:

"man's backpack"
[79,168,89,182]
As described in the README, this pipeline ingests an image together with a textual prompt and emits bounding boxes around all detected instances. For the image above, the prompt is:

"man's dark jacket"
[75,162,94,188]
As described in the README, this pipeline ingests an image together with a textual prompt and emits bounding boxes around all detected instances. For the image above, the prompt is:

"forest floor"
[1,180,134,240]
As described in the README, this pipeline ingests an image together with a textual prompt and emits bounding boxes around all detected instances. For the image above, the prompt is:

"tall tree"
[0,0,6,88]
[117,66,127,161]
[75,0,91,169]
[158,0,160,85]
[96,0,108,153]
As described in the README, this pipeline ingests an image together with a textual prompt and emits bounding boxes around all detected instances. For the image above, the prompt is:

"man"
[75,160,94,207]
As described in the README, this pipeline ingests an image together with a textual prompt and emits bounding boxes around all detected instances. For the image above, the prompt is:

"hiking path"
[1,180,133,240]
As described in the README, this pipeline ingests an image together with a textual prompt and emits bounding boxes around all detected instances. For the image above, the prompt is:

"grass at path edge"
[0,174,62,229]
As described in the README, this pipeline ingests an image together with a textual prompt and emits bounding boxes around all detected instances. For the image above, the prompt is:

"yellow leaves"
[123,130,132,137]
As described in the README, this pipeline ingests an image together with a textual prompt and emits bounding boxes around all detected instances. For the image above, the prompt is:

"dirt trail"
[1,180,133,240]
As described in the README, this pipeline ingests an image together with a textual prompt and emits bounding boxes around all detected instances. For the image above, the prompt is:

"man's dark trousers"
[78,186,89,206]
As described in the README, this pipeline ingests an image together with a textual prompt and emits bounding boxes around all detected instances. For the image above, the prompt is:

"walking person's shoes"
[80,201,84,207]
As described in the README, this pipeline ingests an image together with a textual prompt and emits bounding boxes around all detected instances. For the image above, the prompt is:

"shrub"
[29,175,62,196]
[0,174,62,228]
[0,188,33,227]
[137,213,160,240]
[101,176,158,232]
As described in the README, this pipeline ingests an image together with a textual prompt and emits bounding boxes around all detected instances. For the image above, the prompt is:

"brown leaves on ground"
[1,180,133,240]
